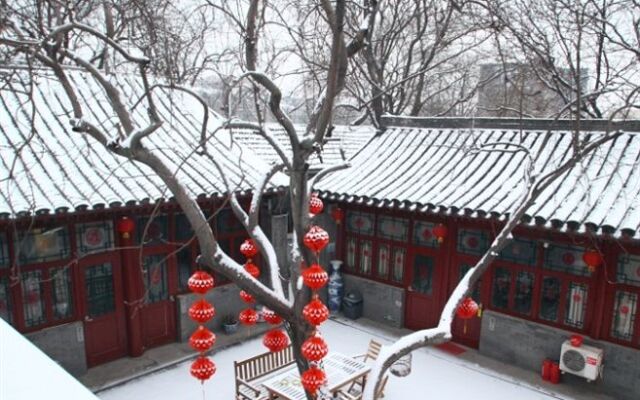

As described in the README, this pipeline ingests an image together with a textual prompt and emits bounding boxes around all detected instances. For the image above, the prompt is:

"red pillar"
[117,217,145,357]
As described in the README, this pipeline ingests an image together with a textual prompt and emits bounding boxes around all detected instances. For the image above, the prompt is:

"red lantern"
[116,217,135,239]
[262,308,283,325]
[239,308,259,326]
[456,297,479,334]
[309,194,324,215]
[456,297,479,320]
[244,262,261,279]
[433,223,448,244]
[240,239,258,259]
[263,329,290,352]
[301,366,327,395]
[301,333,328,362]
[188,271,215,294]
[302,264,329,290]
[188,299,216,323]
[190,356,216,382]
[582,249,602,272]
[302,297,329,326]
[331,207,344,225]
[239,290,255,303]
[189,326,216,353]
[303,226,330,253]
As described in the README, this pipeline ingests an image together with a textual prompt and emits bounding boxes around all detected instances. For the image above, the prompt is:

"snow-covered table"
[262,353,370,399]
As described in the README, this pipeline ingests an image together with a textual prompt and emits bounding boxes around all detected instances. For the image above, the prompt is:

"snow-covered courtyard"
[99,318,580,400]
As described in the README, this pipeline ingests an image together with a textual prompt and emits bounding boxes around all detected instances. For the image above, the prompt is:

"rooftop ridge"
[381,116,640,132]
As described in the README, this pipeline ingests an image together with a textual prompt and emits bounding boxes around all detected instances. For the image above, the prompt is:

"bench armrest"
[334,389,359,400]
[236,378,262,399]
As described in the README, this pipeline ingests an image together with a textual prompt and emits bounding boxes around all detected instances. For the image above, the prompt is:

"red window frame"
[485,236,598,336]
[603,246,640,348]
[341,207,410,287]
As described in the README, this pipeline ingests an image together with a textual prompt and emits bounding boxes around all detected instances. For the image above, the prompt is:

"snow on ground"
[99,319,574,400]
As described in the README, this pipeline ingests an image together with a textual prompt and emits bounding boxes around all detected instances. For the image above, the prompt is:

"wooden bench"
[234,346,295,400]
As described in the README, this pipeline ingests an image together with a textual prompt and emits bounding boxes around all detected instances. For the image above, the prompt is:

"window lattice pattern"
[499,238,538,266]
[413,221,439,248]
[21,270,45,327]
[16,227,70,265]
[544,244,591,277]
[565,282,588,328]
[539,276,561,322]
[377,216,409,242]
[85,263,115,318]
[611,291,637,341]
[457,229,490,256]
[392,248,406,283]
[143,255,168,303]
[0,277,12,324]
[51,267,73,320]
[137,215,169,246]
[345,211,375,236]
[0,232,9,268]
[617,254,640,287]
[76,221,114,255]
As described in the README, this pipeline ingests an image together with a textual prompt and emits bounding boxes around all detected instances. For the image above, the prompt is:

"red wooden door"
[405,251,442,329]
[449,263,483,348]
[140,253,176,348]
[79,256,127,367]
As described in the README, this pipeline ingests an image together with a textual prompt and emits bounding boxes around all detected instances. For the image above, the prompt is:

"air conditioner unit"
[559,340,604,381]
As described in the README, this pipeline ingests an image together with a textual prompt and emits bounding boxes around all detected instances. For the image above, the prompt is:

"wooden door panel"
[405,253,440,329]
[140,254,176,348]
[81,261,127,367]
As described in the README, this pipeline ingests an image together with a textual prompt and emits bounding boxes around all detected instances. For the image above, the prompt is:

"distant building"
[477,63,588,118]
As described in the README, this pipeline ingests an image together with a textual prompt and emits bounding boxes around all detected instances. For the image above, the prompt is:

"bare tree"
[363,1,640,398]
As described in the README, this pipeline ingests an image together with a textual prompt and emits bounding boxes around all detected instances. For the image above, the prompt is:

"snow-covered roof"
[0,318,99,399]
[231,124,376,170]
[316,117,640,238]
[0,69,287,218]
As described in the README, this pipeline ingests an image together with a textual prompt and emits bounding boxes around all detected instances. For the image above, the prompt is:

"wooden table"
[262,353,370,400]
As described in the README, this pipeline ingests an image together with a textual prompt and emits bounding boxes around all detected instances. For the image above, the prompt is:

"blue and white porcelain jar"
[327,260,344,312]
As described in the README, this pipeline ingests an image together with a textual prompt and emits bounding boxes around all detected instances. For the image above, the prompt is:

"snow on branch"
[308,162,351,191]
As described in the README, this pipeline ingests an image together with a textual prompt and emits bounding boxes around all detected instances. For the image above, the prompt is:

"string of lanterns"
[187,270,217,383]
[300,193,331,396]
[237,238,292,352]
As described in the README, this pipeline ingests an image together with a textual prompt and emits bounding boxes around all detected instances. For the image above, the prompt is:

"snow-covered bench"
[234,346,295,400]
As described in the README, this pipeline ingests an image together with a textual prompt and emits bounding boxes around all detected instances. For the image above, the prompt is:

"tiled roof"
[0,69,287,218]
[316,118,640,238]
[231,124,376,170]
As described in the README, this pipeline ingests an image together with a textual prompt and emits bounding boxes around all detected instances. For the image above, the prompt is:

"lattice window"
[76,221,114,255]
[345,211,375,236]
[565,282,588,328]
[491,267,510,309]
[377,244,390,278]
[359,241,372,275]
[611,291,637,341]
[514,271,534,315]
[539,276,561,322]
[177,248,192,291]
[413,221,439,248]
[392,248,406,283]
[85,263,115,318]
[544,244,591,277]
[499,238,538,266]
[0,277,12,324]
[377,216,408,242]
[459,264,481,302]
[457,229,490,256]
[137,215,169,246]
[345,237,357,272]
[216,208,244,235]
[21,270,45,327]
[617,254,640,287]
[143,255,168,303]
[0,232,9,268]
[412,254,433,295]
[16,227,70,265]
[50,267,73,320]
[175,213,194,242]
